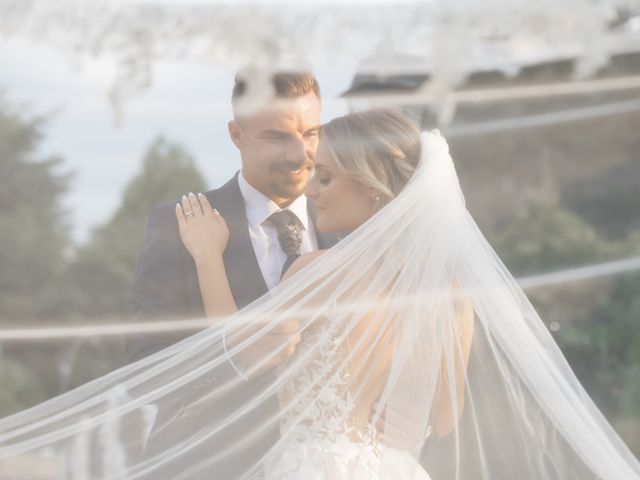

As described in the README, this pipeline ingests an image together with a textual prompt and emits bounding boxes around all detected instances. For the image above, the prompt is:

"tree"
[0,96,73,415]
[0,97,71,324]
[489,200,619,277]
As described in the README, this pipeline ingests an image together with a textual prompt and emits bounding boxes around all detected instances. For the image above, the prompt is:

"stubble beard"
[269,173,309,205]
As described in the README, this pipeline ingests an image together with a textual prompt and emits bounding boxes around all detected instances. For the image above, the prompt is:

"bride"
[0,108,639,479]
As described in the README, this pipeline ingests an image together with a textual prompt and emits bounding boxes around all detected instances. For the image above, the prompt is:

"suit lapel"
[203,175,336,308]
[205,173,269,309]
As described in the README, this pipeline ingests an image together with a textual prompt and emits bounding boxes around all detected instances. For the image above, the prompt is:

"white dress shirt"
[237,171,318,290]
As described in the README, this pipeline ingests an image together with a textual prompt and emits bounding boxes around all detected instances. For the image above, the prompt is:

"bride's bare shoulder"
[282,250,327,281]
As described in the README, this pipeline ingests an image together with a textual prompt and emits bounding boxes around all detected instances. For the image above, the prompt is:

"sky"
[0,37,353,243]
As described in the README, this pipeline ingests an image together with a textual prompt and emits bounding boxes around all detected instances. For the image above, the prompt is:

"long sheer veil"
[0,131,639,479]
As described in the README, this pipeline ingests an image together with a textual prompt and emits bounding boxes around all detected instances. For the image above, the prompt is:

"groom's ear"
[228,120,242,149]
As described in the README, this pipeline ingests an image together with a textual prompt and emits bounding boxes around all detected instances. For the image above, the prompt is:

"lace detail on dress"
[279,311,378,440]
[260,305,385,478]
[252,305,433,480]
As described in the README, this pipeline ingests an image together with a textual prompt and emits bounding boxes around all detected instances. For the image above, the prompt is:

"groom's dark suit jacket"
[128,172,336,478]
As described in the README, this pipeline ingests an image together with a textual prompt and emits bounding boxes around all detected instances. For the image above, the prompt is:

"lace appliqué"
[262,305,385,478]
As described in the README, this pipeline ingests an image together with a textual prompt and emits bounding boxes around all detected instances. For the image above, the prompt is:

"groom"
[129,69,338,477]
[129,70,331,363]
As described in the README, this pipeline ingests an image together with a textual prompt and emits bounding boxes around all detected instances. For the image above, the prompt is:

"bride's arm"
[372,283,474,447]
[281,250,326,281]
[430,285,475,437]
[176,192,238,318]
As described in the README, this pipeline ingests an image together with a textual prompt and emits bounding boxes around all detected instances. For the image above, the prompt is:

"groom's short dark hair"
[231,70,320,117]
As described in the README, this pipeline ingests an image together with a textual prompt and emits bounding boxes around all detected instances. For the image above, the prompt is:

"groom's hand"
[371,400,430,451]
[229,319,302,378]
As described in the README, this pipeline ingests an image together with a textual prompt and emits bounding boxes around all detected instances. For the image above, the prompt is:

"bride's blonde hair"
[321,109,422,207]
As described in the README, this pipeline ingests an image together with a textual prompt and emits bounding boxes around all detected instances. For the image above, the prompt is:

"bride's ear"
[228,120,242,148]
[369,188,383,210]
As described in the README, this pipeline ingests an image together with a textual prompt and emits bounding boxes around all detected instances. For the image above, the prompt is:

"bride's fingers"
[376,431,412,450]
[374,414,409,445]
[212,207,224,222]
[377,408,415,435]
[196,193,214,215]
[202,195,227,229]
[181,194,195,219]
[187,192,204,216]
[274,319,301,335]
[175,203,187,230]
[285,333,302,350]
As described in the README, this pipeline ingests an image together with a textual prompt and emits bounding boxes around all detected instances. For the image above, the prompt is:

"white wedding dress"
[259,310,432,480]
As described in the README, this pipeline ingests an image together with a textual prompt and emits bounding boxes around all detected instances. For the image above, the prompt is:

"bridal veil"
[0,130,639,479]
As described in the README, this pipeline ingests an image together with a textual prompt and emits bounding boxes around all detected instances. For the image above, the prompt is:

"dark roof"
[341,50,640,97]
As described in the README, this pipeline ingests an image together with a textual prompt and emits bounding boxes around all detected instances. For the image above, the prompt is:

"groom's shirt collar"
[238,170,309,230]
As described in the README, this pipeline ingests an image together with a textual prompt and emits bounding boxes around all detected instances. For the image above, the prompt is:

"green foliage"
[0,356,46,417]
[558,271,640,418]
[490,201,619,276]
[0,100,71,323]
[562,157,640,240]
[492,200,640,453]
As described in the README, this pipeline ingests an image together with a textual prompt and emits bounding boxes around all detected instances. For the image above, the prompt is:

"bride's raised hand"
[176,192,229,263]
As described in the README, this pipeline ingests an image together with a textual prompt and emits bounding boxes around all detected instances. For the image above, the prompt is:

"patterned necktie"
[267,209,303,279]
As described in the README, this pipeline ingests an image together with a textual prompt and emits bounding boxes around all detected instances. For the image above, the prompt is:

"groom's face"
[228,92,321,207]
